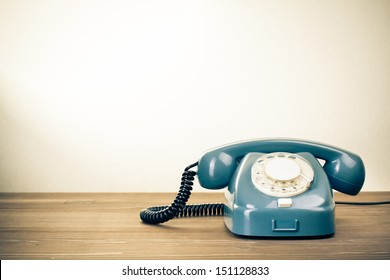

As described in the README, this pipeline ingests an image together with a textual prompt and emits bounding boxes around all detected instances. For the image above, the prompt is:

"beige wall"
[1,0,389,192]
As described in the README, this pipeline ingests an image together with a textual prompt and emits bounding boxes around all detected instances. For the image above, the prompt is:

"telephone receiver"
[140,139,365,237]
[197,138,365,195]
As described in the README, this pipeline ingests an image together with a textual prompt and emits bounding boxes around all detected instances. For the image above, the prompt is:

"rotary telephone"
[140,139,366,237]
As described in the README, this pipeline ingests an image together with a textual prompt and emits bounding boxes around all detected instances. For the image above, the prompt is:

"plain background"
[0,0,389,192]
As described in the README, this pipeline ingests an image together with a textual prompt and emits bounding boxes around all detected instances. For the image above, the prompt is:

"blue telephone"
[140,139,366,237]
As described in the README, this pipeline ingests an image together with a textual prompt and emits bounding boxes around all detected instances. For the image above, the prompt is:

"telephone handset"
[140,139,366,237]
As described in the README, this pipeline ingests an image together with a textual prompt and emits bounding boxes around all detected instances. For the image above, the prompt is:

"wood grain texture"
[0,192,389,260]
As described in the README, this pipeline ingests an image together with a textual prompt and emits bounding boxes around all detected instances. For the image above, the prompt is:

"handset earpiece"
[197,151,237,189]
[322,154,365,195]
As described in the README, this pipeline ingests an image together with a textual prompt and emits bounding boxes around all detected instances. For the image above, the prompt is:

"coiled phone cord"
[139,162,225,224]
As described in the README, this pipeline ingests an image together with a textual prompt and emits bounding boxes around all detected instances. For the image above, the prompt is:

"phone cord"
[139,162,225,224]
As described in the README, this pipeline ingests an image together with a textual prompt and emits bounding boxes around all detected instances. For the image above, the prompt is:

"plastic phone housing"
[224,152,335,237]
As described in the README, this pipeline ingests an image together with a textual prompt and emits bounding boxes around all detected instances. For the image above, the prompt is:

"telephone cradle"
[140,139,365,237]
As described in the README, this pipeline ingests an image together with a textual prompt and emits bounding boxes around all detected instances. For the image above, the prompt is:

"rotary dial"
[251,152,314,197]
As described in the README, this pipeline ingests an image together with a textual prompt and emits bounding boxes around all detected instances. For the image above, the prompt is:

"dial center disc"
[264,157,301,181]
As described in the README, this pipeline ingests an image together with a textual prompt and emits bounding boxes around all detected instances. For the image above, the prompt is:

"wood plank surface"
[0,192,389,260]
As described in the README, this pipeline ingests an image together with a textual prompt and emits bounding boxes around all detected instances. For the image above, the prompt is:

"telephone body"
[196,139,365,237]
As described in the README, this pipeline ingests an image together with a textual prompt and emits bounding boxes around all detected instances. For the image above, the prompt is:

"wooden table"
[0,192,389,260]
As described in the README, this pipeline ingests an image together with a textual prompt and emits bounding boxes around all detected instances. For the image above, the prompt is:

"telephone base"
[223,152,336,237]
